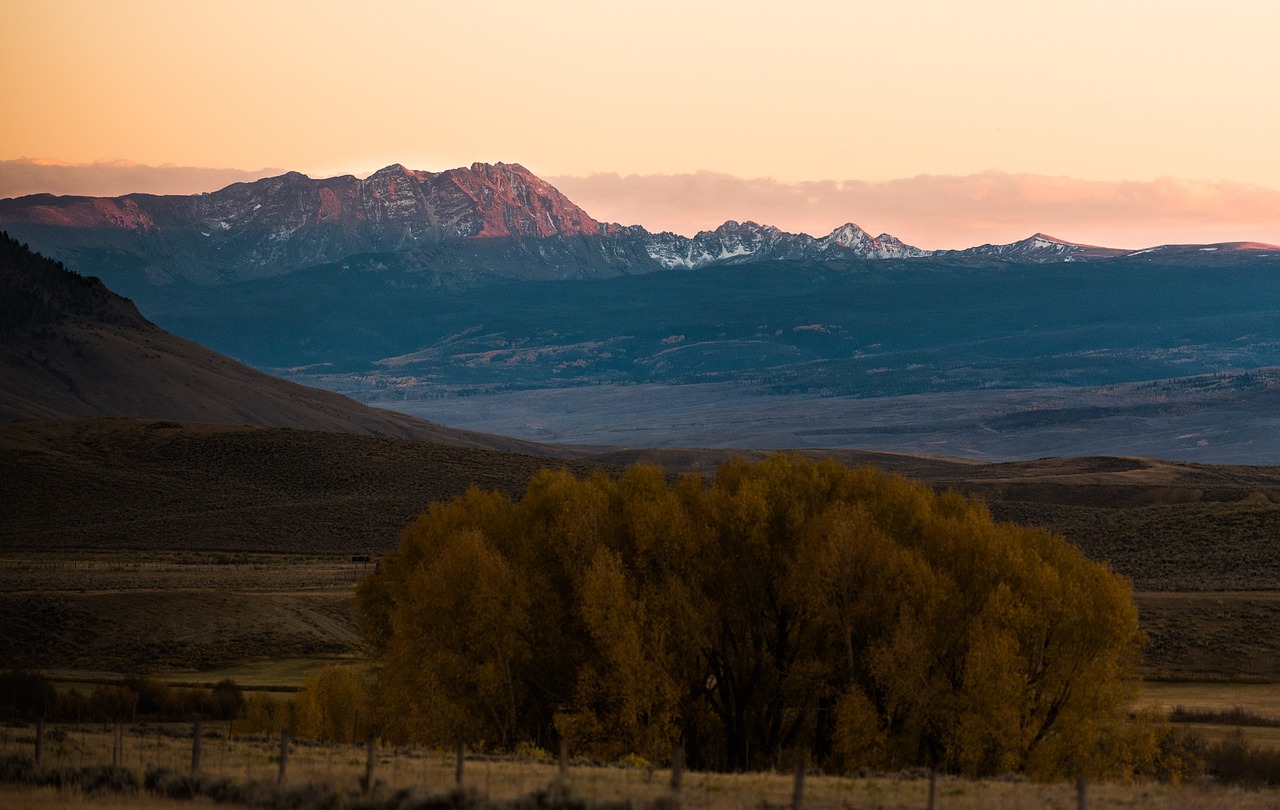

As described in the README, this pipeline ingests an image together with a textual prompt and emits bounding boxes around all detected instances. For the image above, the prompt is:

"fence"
[0,722,1240,810]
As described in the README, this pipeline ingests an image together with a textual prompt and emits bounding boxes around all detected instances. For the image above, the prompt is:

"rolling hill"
[0,232,553,453]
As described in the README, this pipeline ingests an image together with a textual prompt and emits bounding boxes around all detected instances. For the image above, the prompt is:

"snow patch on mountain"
[643,220,930,269]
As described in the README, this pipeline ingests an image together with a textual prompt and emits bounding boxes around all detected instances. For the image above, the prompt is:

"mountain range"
[4,162,1280,463]
[3,162,1275,291]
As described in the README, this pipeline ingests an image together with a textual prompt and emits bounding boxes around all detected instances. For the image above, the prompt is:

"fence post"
[277,730,289,785]
[558,738,569,785]
[927,770,937,810]
[671,744,684,793]
[1077,778,1088,810]
[455,741,465,787]
[191,720,203,774]
[363,735,377,796]
[34,718,44,771]
[112,723,122,768]
[791,757,805,810]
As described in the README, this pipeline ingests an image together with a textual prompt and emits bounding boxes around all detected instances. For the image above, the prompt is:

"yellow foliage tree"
[295,665,372,744]
[358,455,1144,776]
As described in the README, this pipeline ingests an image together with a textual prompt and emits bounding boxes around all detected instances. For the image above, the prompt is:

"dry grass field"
[6,551,1279,683]
[0,418,607,555]
[1138,682,1280,719]
[3,724,1280,810]
[0,552,365,674]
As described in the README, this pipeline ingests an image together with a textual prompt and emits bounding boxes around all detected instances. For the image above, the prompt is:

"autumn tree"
[295,665,372,744]
[357,455,1144,777]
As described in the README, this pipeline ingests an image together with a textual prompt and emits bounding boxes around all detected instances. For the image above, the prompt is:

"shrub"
[88,684,137,723]
[0,670,57,720]
[1204,730,1280,786]
[211,678,246,720]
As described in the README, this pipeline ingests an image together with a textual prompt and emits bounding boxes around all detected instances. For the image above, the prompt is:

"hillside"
[0,232,553,453]
[0,418,605,554]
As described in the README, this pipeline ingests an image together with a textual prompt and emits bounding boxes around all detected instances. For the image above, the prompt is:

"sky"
[3,0,1279,249]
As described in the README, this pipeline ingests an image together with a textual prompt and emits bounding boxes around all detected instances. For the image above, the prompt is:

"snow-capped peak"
[825,222,870,245]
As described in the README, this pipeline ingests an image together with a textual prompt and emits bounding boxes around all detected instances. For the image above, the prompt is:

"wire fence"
[3,721,1276,810]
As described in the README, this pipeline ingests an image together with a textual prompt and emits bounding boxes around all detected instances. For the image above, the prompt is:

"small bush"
[145,765,242,802]
[613,753,651,770]
[514,741,554,762]
[1,757,140,794]
[1170,705,1280,728]
[1204,730,1280,785]
[0,753,32,782]
[255,779,346,810]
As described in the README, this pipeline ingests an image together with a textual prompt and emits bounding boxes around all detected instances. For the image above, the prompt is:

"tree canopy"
[357,455,1143,777]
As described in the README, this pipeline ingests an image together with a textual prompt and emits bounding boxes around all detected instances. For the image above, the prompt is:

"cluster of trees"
[0,670,244,723]
[0,231,117,337]
[357,456,1150,778]
[236,664,373,744]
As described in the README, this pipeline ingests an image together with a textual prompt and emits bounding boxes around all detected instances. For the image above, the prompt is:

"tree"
[211,679,246,722]
[295,665,371,743]
[0,670,57,720]
[89,684,138,723]
[358,455,1144,776]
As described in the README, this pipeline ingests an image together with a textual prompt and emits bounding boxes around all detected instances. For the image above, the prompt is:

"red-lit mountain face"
[0,162,611,284]
[0,162,606,237]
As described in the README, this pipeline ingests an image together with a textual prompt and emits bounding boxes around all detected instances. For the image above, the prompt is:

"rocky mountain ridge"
[941,233,1129,262]
[0,162,612,283]
[1,163,1277,287]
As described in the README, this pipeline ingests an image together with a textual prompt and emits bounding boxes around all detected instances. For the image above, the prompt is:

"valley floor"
[377,382,1280,465]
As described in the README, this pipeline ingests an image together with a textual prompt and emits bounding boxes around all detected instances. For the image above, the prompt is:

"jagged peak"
[1023,233,1119,251]
[257,170,314,187]
[1026,232,1073,245]
[473,161,533,176]
[711,220,779,235]
[824,222,871,243]
[368,163,410,178]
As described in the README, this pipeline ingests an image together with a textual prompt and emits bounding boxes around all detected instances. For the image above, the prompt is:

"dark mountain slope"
[0,232,552,453]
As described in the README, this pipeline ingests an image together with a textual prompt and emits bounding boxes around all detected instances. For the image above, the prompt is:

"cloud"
[0,159,285,200]
[550,171,1280,250]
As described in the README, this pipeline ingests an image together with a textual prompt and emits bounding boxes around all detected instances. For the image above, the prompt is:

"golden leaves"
[356,454,1143,776]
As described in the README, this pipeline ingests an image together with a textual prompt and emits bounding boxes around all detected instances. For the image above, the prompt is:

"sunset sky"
[4,0,1278,248]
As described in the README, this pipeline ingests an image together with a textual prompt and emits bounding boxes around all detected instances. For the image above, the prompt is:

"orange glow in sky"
[3,0,1279,247]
